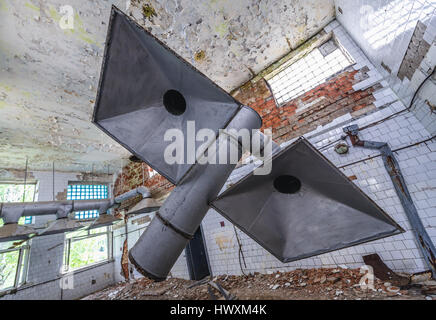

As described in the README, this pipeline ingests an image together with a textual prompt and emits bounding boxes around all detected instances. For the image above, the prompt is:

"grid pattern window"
[0,183,36,225]
[267,41,354,105]
[63,227,112,272]
[67,184,108,220]
[0,242,29,292]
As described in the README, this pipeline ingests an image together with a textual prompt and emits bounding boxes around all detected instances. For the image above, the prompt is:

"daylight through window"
[67,183,108,220]
[267,40,354,105]
[63,227,112,272]
[0,183,36,225]
[0,242,30,292]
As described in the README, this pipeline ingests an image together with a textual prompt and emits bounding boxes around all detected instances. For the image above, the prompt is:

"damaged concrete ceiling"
[0,0,334,173]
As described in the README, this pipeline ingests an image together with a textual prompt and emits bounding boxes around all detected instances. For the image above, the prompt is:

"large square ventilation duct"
[92,6,403,281]
[211,138,403,262]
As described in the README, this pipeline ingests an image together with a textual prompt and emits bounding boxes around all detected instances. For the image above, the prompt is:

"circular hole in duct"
[163,90,186,116]
[273,175,301,194]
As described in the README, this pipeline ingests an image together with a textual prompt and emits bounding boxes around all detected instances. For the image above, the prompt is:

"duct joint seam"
[155,212,194,240]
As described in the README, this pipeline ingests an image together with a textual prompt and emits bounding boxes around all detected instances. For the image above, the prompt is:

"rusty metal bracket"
[344,124,436,279]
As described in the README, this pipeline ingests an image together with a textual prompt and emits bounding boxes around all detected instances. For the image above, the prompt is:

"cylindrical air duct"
[129,106,262,280]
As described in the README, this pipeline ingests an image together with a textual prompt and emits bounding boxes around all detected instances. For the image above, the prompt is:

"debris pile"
[82,267,436,300]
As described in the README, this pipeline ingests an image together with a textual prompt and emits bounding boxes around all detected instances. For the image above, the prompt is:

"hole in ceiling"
[273,175,301,194]
[163,90,186,116]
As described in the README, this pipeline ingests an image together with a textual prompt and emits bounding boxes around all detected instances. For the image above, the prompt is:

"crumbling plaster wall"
[231,19,398,145]
[0,0,132,174]
[113,162,173,202]
[334,0,436,135]
[0,170,116,300]
[126,0,335,90]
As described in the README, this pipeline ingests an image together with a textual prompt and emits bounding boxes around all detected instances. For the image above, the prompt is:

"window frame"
[0,244,30,292]
[0,181,34,292]
[66,182,109,221]
[0,182,37,225]
[62,227,113,273]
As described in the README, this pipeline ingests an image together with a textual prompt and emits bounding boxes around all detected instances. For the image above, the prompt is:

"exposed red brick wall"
[114,66,380,198]
[233,66,380,144]
[113,162,173,201]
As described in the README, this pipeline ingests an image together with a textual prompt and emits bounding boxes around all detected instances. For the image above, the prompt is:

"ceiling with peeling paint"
[0,0,335,173]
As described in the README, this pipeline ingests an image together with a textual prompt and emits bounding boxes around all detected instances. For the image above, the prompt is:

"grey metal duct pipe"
[0,186,153,224]
[0,200,113,224]
[91,186,157,228]
[129,106,262,280]
[114,186,151,203]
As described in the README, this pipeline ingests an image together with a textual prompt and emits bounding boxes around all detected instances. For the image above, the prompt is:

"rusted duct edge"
[344,124,436,279]
[0,186,152,224]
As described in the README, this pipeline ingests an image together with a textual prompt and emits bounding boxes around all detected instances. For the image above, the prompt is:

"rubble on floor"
[82,267,436,300]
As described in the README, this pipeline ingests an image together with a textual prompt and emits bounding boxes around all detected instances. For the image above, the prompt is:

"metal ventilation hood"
[93,6,242,185]
[92,6,403,281]
[211,138,404,262]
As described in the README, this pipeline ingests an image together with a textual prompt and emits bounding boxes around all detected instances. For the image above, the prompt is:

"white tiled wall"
[201,18,436,277]
[202,100,435,276]
[335,0,436,134]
